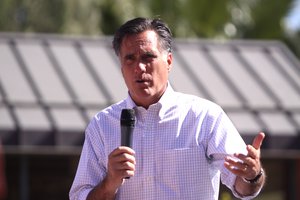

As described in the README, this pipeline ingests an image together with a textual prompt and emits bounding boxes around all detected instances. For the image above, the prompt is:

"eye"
[124,54,135,64]
[142,53,157,62]
[125,54,134,60]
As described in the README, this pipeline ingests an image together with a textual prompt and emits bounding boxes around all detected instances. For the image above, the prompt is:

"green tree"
[228,0,294,39]
[0,0,298,51]
[0,0,27,31]
[286,30,300,58]
[62,0,101,35]
[0,0,65,33]
[179,0,231,38]
[137,0,231,38]
[24,0,65,33]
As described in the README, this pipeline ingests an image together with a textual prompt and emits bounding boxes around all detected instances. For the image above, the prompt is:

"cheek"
[121,67,129,83]
[121,67,125,79]
[121,67,135,87]
[154,67,169,82]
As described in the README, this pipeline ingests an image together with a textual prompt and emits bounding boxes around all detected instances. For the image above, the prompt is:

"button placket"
[142,109,156,199]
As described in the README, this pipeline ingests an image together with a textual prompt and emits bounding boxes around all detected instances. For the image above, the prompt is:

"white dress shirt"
[70,84,258,200]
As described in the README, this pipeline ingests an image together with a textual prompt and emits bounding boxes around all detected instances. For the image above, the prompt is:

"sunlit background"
[0,0,300,200]
[0,0,300,56]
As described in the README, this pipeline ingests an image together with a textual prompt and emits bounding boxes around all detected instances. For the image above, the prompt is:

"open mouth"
[136,79,151,86]
[136,79,145,83]
[135,75,150,84]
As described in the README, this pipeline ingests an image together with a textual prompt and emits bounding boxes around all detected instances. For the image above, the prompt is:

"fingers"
[224,156,259,180]
[224,132,265,179]
[244,132,265,160]
[109,146,136,164]
[224,156,244,171]
[108,147,136,180]
[252,132,265,150]
[224,156,248,177]
[234,153,257,167]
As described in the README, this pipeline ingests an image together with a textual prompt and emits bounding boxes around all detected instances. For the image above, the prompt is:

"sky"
[285,0,300,31]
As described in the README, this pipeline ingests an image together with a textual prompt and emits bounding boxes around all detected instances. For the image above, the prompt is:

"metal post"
[287,159,296,200]
[20,155,29,200]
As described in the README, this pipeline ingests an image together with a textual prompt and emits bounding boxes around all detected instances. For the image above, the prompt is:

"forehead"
[120,30,160,54]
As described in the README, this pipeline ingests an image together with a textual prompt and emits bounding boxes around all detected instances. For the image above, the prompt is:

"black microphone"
[120,109,135,179]
[120,109,135,147]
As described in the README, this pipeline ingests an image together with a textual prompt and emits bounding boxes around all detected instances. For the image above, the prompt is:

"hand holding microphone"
[120,109,135,179]
[107,109,135,184]
[106,109,136,183]
[120,109,136,179]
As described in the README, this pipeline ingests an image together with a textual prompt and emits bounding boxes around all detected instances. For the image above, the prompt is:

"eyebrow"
[123,50,157,59]
[143,51,157,57]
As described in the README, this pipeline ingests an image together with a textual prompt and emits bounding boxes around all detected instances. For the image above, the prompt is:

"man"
[70,17,265,200]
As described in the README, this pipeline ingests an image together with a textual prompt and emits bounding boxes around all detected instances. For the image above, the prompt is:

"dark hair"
[112,17,172,55]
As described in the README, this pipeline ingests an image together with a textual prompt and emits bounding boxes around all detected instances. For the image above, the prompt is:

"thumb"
[252,132,265,150]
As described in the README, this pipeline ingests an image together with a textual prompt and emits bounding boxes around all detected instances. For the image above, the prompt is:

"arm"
[87,147,136,200]
[86,177,119,200]
[224,132,266,197]
[234,168,265,197]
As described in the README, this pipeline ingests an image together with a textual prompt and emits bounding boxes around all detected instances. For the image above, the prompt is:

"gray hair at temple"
[112,17,173,56]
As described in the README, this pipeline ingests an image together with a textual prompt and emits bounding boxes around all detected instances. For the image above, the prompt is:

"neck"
[131,84,168,109]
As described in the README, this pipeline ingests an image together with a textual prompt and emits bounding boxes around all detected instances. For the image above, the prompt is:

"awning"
[0,33,299,156]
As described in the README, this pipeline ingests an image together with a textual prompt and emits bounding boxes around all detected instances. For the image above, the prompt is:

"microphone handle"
[121,125,134,147]
[121,125,134,179]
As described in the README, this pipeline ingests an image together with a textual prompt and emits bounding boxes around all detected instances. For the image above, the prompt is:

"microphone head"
[121,109,135,126]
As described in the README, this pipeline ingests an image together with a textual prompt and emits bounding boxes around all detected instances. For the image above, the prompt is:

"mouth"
[135,74,151,85]
[136,79,145,83]
[135,79,150,86]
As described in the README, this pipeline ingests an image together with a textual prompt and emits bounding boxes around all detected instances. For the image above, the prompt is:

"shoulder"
[87,100,126,130]
[174,91,223,114]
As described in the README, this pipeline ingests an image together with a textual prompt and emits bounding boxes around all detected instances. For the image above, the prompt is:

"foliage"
[178,0,232,38]
[0,0,298,56]
[0,0,65,33]
[229,0,293,39]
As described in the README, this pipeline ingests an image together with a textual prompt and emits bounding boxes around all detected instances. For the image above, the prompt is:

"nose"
[135,61,146,74]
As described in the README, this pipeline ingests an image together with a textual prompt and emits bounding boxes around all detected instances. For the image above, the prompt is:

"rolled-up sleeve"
[69,120,107,200]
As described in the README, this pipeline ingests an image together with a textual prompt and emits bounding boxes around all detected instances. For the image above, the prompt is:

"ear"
[166,52,173,72]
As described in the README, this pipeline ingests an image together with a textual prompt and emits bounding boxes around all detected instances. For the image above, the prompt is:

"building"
[0,33,300,200]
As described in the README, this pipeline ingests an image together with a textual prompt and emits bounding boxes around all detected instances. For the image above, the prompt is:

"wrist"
[243,168,264,184]
[103,175,123,193]
[87,176,119,200]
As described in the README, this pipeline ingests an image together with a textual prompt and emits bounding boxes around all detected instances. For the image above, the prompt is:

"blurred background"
[0,0,300,56]
[0,0,300,199]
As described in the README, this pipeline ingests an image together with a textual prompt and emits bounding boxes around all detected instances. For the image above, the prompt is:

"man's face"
[119,30,172,108]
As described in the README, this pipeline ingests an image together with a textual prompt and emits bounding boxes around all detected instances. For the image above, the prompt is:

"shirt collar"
[125,92,137,109]
[124,82,176,119]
